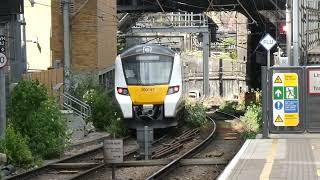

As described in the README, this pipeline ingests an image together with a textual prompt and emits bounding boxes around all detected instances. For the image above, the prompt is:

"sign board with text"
[103,139,123,163]
[0,53,7,68]
[272,73,299,127]
[260,34,277,51]
[308,69,320,94]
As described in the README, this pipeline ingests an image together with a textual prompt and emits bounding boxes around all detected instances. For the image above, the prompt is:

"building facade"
[51,0,117,75]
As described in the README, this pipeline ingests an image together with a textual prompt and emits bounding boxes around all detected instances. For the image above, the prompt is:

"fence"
[22,68,64,97]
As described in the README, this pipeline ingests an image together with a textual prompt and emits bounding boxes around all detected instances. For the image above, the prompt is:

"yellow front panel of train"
[128,85,169,105]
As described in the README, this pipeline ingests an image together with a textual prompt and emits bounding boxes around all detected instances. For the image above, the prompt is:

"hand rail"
[62,93,91,119]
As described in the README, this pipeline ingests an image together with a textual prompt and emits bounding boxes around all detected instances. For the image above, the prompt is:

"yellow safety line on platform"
[259,139,279,180]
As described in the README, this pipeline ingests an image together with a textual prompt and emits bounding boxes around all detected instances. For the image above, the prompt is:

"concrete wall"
[51,0,117,74]
[24,0,51,70]
[182,53,248,100]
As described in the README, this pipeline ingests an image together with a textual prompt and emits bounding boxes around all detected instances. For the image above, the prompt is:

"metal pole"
[112,164,115,180]
[267,50,271,69]
[286,2,292,65]
[62,0,71,93]
[144,126,149,160]
[306,8,309,66]
[21,14,27,71]
[0,26,6,138]
[262,66,269,138]
[292,0,299,66]
[202,32,210,97]
[0,69,6,138]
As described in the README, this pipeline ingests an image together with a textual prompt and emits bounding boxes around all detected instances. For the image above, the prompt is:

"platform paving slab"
[218,137,320,180]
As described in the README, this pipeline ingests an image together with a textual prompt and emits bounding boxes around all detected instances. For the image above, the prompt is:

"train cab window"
[122,54,173,85]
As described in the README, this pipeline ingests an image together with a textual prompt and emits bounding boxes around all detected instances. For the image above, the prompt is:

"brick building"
[51,0,117,77]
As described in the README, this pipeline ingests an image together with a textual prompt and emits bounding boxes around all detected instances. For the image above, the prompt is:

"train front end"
[115,45,183,129]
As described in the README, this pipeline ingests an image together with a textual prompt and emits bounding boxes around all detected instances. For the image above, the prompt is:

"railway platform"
[218,135,320,180]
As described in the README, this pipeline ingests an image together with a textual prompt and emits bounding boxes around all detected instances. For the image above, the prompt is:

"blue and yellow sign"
[272,73,299,126]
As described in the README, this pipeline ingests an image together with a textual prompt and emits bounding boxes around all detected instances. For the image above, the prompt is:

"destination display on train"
[136,55,160,61]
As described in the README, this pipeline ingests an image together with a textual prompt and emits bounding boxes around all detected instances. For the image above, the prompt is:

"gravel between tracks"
[165,119,244,180]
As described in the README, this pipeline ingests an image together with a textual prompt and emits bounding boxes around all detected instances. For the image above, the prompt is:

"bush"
[8,80,47,136]
[8,80,68,159]
[27,99,68,158]
[230,51,237,60]
[240,103,262,139]
[219,101,246,116]
[70,75,100,101]
[185,102,207,127]
[84,89,120,132]
[0,126,33,167]
[107,116,128,138]
[71,75,128,137]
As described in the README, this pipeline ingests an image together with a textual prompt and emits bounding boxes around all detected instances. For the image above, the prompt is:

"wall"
[182,53,248,100]
[97,0,117,73]
[51,0,117,74]
[24,0,51,70]
[22,68,64,97]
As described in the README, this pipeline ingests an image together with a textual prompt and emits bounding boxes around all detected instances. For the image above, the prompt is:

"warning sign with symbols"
[272,73,299,127]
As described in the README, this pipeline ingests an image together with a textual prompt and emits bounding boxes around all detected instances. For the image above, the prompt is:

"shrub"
[0,126,33,167]
[185,102,207,127]
[8,80,47,136]
[84,89,120,131]
[107,116,128,138]
[70,75,100,101]
[240,103,262,139]
[71,75,128,137]
[230,51,238,60]
[8,80,68,159]
[219,101,245,116]
[27,99,68,158]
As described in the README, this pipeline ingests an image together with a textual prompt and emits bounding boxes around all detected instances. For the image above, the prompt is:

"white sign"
[260,34,277,51]
[0,53,7,68]
[103,139,123,163]
[309,69,320,94]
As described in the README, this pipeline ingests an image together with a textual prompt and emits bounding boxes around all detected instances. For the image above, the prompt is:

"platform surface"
[218,138,320,180]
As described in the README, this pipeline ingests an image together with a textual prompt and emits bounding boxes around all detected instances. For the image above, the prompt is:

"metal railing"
[132,12,208,29]
[62,93,91,120]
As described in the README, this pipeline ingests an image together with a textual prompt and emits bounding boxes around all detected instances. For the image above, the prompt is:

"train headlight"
[167,85,180,95]
[117,87,129,95]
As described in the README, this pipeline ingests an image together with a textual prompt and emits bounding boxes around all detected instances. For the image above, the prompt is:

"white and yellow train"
[115,44,183,129]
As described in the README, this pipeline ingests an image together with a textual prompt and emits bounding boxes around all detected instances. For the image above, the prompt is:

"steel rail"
[146,115,217,180]
[6,137,134,180]
[6,145,103,180]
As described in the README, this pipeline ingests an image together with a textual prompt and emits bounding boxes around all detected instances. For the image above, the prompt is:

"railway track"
[7,110,240,180]
[71,115,217,180]
[6,138,138,180]
[146,115,217,179]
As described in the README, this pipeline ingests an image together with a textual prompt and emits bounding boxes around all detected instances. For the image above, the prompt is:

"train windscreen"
[122,54,173,85]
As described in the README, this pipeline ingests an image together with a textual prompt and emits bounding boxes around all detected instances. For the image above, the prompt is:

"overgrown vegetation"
[230,51,237,60]
[1,80,68,167]
[222,37,236,47]
[218,101,246,116]
[184,102,207,127]
[240,103,262,140]
[219,97,262,140]
[71,75,128,137]
[0,126,33,168]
